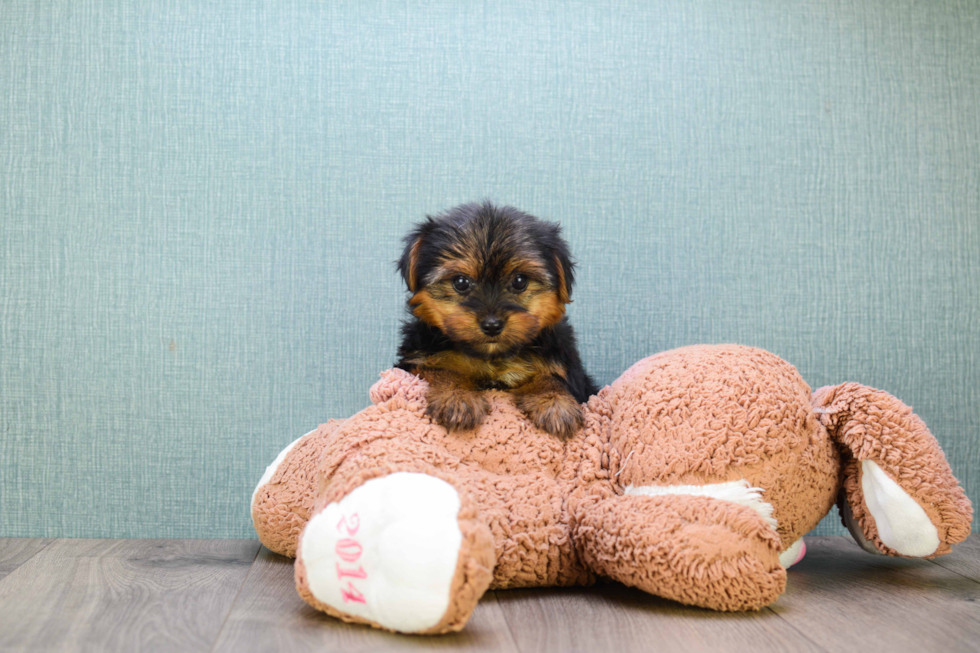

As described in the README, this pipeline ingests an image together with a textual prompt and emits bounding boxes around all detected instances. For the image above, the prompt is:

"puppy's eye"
[512,274,529,292]
[451,276,471,293]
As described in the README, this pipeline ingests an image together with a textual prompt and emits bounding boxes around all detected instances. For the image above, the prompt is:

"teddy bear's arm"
[572,492,786,611]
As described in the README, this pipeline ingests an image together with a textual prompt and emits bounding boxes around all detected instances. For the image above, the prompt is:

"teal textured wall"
[1,0,977,538]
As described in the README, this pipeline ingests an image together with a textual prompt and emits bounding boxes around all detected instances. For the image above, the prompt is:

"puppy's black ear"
[545,224,575,304]
[396,218,434,292]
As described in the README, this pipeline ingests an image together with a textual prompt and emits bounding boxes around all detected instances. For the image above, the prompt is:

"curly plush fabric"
[252,344,972,634]
[252,419,345,558]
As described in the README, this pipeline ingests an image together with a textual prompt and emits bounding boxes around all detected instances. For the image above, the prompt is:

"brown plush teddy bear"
[251,344,972,634]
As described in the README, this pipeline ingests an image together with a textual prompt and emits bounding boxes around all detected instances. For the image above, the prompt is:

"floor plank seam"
[206,540,263,653]
[926,559,980,586]
[762,605,830,652]
[0,538,56,585]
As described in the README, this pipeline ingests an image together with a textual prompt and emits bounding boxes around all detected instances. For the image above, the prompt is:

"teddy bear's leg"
[251,420,346,557]
[295,469,495,635]
[573,492,786,611]
[813,383,973,558]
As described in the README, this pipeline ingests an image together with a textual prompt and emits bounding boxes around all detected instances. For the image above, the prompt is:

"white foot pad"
[300,472,463,633]
[778,538,806,568]
[861,460,940,557]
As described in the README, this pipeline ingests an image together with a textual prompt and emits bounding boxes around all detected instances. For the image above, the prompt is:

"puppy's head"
[398,202,576,357]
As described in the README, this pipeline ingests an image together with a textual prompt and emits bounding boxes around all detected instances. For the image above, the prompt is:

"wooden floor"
[0,536,977,652]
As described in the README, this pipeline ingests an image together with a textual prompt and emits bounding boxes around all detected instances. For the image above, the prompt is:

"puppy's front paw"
[426,386,490,432]
[516,392,584,438]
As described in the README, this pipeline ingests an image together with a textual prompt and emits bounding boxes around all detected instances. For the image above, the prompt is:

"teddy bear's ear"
[369,368,428,406]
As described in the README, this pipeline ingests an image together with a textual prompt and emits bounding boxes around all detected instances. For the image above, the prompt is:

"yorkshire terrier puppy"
[395,201,598,438]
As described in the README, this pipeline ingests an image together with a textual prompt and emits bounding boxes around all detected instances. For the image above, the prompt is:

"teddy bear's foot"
[839,460,944,557]
[574,493,786,611]
[813,383,973,558]
[294,472,495,634]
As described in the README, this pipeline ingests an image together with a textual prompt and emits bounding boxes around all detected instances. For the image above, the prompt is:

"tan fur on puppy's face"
[411,273,566,357]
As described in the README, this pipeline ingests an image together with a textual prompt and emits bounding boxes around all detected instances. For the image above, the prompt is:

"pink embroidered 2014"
[335,512,367,604]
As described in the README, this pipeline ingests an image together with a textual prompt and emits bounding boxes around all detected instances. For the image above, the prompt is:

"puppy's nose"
[480,316,505,336]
